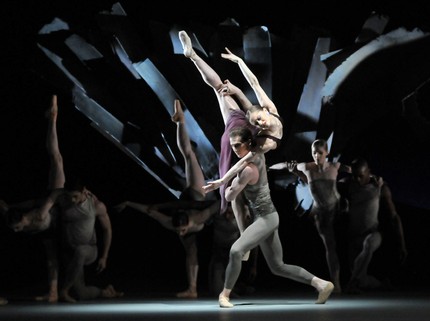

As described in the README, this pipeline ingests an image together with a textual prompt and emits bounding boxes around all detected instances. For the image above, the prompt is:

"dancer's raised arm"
[221,47,278,115]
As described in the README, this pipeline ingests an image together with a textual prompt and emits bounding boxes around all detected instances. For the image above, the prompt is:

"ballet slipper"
[316,281,334,304]
[219,294,233,308]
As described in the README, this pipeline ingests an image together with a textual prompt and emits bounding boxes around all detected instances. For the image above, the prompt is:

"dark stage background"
[1,0,430,299]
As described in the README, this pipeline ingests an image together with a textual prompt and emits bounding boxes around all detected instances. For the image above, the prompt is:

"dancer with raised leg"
[115,99,220,298]
[1,95,64,303]
[179,30,278,244]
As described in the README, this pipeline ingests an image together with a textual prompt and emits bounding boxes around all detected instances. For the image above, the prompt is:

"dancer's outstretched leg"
[172,99,205,199]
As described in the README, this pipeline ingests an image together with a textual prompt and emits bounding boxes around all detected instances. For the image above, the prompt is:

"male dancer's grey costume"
[223,152,316,290]
[61,193,102,299]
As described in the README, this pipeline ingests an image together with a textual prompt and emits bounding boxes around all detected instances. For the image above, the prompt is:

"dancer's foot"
[176,289,198,299]
[219,294,233,308]
[59,290,77,303]
[45,95,58,121]
[101,284,124,298]
[171,99,185,123]
[0,297,8,306]
[316,281,334,304]
[179,31,194,58]
[35,291,59,303]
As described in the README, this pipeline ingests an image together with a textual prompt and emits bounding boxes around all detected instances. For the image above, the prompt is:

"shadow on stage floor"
[1,289,429,321]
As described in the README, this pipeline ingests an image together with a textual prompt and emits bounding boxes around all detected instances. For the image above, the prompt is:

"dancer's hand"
[286,160,298,172]
[218,79,240,96]
[96,257,107,273]
[114,202,128,213]
[221,47,241,63]
[203,179,223,193]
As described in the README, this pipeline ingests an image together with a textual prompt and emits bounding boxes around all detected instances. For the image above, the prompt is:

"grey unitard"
[61,194,102,299]
[224,154,315,290]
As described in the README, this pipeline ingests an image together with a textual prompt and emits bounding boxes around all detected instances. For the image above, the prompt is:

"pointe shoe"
[316,282,334,304]
[179,31,193,58]
[219,294,233,308]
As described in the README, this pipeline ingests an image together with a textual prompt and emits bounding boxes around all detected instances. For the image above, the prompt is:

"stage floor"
[1,290,428,321]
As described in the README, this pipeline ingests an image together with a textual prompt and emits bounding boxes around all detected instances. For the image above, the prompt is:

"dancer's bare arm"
[221,47,277,114]
[95,200,112,273]
[115,201,173,230]
[218,79,253,111]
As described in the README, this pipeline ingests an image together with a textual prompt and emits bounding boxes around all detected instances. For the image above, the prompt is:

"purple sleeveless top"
[219,110,258,214]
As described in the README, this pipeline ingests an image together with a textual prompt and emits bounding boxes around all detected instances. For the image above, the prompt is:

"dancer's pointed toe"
[179,30,193,58]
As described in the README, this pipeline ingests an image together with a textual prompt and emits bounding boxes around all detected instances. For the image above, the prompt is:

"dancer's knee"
[267,263,286,277]
[229,245,246,261]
